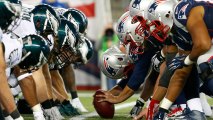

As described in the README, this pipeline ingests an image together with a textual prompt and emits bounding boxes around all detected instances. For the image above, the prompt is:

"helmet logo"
[148,2,158,14]
[177,4,188,19]
[117,15,129,33]
[104,57,117,76]
[64,24,76,48]
[67,13,79,31]
[46,10,59,35]
[132,0,142,9]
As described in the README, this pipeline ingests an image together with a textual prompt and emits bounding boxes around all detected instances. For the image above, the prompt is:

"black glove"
[130,99,144,117]
[151,51,165,72]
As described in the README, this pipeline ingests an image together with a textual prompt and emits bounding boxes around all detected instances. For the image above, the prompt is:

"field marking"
[78,92,139,98]
[70,101,135,120]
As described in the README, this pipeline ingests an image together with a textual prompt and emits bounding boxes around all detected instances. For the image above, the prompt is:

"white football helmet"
[129,0,155,18]
[100,46,131,79]
[147,0,177,42]
[116,11,147,47]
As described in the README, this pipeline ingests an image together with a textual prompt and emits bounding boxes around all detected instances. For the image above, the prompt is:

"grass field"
[22,91,213,120]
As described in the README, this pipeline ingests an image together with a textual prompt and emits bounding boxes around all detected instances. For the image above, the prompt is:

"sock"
[2,110,9,117]
[50,99,55,106]
[41,100,52,109]
[10,109,21,119]
[71,91,78,99]
[187,98,203,112]
[32,104,42,112]
[62,100,70,105]
[52,99,61,106]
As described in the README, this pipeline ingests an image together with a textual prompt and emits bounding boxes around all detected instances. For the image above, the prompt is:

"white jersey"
[2,33,23,69]
[0,28,2,42]
[9,4,36,38]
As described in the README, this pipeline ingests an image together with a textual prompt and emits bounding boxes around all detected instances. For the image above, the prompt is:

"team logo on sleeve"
[104,57,117,76]
[132,0,142,9]
[177,4,188,19]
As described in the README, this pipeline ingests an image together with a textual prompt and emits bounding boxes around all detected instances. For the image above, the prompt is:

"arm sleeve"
[126,51,155,91]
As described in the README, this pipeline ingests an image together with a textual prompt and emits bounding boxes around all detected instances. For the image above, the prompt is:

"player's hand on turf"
[168,55,188,72]
[151,51,165,72]
[132,108,148,120]
[96,91,118,103]
[130,99,144,118]
[146,99,160,120]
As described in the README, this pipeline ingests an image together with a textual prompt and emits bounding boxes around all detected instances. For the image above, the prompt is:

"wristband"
[17,73,32,81]
[160,98,173,110]
[184,55,194,65]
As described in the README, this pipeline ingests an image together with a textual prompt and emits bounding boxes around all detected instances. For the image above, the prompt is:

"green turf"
[21,91,213,120]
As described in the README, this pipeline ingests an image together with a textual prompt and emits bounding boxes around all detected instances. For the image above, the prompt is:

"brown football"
[93,89,115,118]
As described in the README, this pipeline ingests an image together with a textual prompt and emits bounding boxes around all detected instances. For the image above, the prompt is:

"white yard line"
[78,92,139,98]
[70,102,135,120]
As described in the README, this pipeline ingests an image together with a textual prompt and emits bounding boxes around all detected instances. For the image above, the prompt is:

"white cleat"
[71,98,88,112]
[200,93,212,117]
[33,111,46,120]
[14,116,24,120]
[52,106,65,120]
[4,116,13,120]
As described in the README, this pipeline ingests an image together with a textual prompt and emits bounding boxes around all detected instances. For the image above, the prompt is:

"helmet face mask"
[147,0,176,42]
[0,0,22,31]
[116,11,146,54]
[54,19,81,68]
[77,36,93,64]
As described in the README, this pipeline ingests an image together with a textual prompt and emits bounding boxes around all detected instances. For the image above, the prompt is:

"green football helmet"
[63,8,88,34]
[31,4,60,36]
[77,36,93,64]
[0,0,21,31]
[18,34,50,71]
[54,18,81,69]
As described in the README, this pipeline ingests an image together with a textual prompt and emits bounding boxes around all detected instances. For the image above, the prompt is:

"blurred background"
[22,0,131,90]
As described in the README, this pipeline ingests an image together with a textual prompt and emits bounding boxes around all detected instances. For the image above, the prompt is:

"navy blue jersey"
[117,48,156,91]
[173,0,213,50]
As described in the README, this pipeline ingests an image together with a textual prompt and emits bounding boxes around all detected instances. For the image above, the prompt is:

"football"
[93,89,115,118]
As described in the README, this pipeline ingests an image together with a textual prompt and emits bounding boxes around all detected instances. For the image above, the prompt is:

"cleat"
[181,110,207,120]
[71,98,88,112]
[52,106,65,120]
[33,111,45,120]
[167,105,183,119]
[58,103,81,116]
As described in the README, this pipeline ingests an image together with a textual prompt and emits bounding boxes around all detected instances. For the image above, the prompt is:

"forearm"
[0,71,17,113]
[108,85,123,96]
[115,86,134,103]
[189,44,209,61]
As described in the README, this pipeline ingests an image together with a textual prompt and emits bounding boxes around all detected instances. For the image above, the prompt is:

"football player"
[0,0,23,119]
[139,0,213,119]
[56,8,89,113]
[96,11,158,105]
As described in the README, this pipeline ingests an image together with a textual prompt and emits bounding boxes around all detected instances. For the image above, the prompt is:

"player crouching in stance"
[95,10,159,109]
